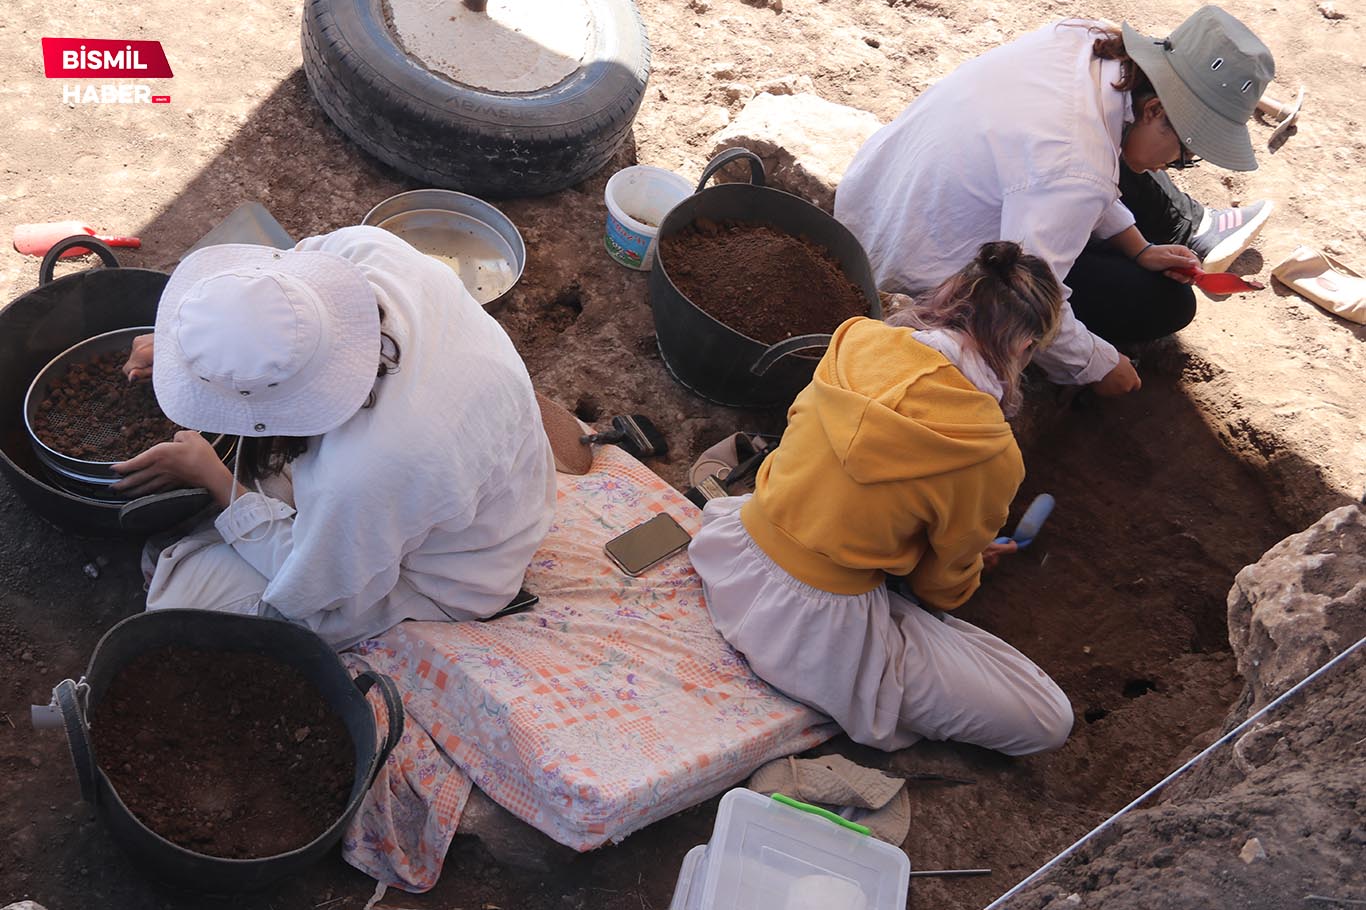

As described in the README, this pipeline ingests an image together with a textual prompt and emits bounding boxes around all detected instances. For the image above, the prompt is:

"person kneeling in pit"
[835,6,1276,399]
[689,241,1074,756]
[112,226,556,650]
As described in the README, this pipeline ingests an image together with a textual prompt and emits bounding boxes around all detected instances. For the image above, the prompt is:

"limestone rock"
[706,61,738,81]
[1239,836,1267,863]
[3,903,50,910]
[706,92,882,212]
[692,104,732,137]
[722,82,756,105]
[755,73,815,96]
[1226,504,1366,711]
[454,787,577,873]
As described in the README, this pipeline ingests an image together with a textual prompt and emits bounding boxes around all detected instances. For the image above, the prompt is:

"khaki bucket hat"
[1122,6,1274,171]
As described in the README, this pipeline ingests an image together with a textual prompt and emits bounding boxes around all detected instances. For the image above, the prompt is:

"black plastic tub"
[52,609,403,892]
[0,237,212,535]
[648,148,882,409]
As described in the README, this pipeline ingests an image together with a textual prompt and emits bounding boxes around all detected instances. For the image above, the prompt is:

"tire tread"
[302,0,650,197]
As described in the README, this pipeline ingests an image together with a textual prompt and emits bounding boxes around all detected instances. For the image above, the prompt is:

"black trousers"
[1065,165,1204,346]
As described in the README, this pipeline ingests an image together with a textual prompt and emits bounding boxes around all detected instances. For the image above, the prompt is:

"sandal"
[689,432,745,489]
[1271,246,1366,325]
[748,754,911,846]
[1257,87,1304,148]
[687,432,779,490]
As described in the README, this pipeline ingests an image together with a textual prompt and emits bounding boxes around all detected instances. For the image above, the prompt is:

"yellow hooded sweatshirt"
[740,317,1024,610]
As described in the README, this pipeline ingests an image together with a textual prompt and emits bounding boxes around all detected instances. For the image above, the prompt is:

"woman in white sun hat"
[112,225,556,649]
[835,5,1276,399]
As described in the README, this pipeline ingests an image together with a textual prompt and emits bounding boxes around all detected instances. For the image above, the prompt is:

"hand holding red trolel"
[1134,243,1201,283]
[1170,266,1266,294]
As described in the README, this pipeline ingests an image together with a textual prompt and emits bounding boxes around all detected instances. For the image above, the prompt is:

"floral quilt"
[340,445,834,890]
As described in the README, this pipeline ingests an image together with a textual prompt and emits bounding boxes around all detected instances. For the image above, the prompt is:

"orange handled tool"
[12,221,142,259]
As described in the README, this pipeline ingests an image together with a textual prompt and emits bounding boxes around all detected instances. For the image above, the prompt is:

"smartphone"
[486,588,539,620]
[604,513,693,576]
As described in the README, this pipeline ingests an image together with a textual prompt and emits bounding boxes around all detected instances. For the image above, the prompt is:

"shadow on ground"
[1,69,1357,910]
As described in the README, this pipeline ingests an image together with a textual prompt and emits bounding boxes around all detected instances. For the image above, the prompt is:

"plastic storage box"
[669,844,709,910]
[670,789,910,910]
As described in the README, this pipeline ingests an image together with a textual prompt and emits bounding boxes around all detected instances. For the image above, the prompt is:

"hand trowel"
[13,221,141,258]
[994,493,1055,548]
[1173,267,1265,295]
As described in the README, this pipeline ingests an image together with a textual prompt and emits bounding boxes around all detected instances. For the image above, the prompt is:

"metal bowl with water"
[362,190,526,307]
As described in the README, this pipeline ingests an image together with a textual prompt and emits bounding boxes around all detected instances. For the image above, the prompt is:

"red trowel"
[12,221,141,259]
[1173,266,1264,295]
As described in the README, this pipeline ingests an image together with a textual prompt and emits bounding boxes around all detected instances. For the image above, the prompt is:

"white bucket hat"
[1122,6,1275,172]
[153,244,381,437]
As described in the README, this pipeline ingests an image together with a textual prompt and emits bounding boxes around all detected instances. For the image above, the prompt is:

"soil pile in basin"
[660,218,869,345]
[90,646,355,859]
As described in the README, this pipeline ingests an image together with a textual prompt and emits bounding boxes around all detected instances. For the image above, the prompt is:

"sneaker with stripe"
[1190,200,1274,273]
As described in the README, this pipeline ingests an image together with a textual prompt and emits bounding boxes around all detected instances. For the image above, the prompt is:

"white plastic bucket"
[604,165,693,271]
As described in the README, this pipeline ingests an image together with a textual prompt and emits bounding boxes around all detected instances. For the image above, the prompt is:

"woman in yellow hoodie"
[690,241,1073,755]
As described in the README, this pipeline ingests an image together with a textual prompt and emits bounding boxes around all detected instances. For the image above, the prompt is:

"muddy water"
[385,217,518,305]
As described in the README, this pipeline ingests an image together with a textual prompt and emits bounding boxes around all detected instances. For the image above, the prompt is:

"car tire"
[302,0,651,198]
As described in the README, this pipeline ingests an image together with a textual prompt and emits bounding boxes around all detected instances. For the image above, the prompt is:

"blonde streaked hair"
[885,241,1063,414]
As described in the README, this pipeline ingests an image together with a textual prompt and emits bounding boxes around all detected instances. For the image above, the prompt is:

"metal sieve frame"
[23,327,229,493]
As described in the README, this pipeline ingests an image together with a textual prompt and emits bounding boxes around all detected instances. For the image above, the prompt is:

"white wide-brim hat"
[153,243,381,437]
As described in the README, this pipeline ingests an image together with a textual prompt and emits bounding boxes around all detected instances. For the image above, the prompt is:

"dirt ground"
[2,0,1364,908]
[1009,643,1366,910]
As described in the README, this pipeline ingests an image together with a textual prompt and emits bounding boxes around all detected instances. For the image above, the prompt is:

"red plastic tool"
[12,221,142,259]
[1173,266,1265,294]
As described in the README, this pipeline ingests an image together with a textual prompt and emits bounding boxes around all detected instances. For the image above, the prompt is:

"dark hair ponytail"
[977,240,1022,279]
[1059,21,1158,116]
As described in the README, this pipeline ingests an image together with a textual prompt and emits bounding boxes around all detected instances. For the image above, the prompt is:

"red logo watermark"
[42,38,173,105]
[42,38,173,78]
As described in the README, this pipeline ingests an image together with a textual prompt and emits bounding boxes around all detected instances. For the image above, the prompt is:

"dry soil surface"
[1,0,1363,908]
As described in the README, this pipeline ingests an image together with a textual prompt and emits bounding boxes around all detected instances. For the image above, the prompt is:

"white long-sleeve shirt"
[212,226,556,649]
[834,20,1135,386]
